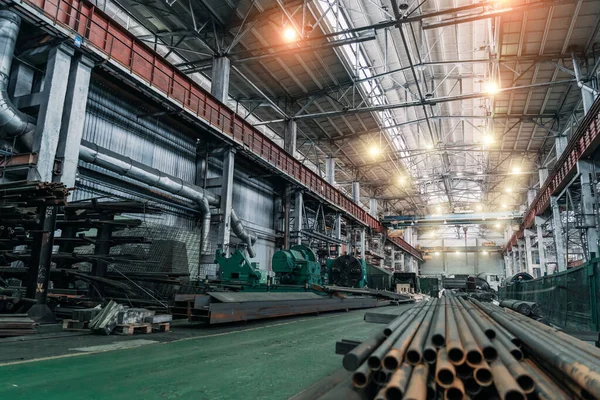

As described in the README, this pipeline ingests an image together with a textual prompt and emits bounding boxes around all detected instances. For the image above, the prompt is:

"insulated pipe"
[0,11,36,143]
[79,141,257,256]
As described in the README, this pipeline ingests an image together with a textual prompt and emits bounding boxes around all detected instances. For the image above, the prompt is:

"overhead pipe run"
[79,141,257,257]
[0,11,35,146]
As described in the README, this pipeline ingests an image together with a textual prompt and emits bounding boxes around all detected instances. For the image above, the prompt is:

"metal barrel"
[343,330,387,371]
[473,359,493,387]
[403,363,428,400]
[457,296,496,339]
[383,302,432,371]
[431,296,446,347]
[435,348,456,389]
[444,376,465,400]
[445,298,465,365]
[406,300,437,365]
[383,363,412,400]
[368,303,425,369]
[474,299,600,398]
[490,359,526,400]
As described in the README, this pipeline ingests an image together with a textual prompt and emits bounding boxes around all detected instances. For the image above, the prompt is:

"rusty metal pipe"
[490,359,526,400]
[406,300,437,365]
[344,331,387,371]
[457,297,496,339]
[522,359,572,400]
[384,363,412,400]
[352,361,371,389]
[444,377,466,400]
[474,299,600,398]
[494,339,534,393]
[383,303,431,371]
[368,303,425,370]
[435,348,456,388]
[403,363,428,400]
[455,299,497,362]
[445,298,465,365]
[463,378,482,396]
[451,298,483,367]
[474,304,522,347]
[431,296,446,347]
[473,359,493,387]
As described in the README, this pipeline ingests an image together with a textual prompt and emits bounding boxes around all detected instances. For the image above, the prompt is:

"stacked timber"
[331,296,600,400]
[0,314,36,337]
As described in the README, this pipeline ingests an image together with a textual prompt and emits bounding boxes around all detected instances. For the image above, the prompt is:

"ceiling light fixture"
[369,145,380,157]
[283,26,298,42]
[512,166,521,174]
[484,81,499,95]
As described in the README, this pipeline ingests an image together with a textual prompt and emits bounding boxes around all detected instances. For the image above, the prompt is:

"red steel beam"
[9,0,423,260]
[505,97,600,252]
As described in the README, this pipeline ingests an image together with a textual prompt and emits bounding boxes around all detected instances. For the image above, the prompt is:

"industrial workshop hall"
[1,0,600,398]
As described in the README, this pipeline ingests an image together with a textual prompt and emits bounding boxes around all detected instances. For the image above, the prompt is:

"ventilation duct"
[79,141,257,257]
[0,11,35,144]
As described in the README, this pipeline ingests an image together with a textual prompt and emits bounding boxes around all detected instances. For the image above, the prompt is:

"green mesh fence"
[499,259,600,331]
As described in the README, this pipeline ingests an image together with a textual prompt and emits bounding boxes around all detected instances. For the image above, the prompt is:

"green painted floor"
[0,308,405,400]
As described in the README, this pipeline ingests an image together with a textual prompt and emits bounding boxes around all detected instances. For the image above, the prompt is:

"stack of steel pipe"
[339,296,600,400]
[498,299,542,317]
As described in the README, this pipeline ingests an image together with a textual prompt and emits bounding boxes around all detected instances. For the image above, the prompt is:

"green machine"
[326,255,367,288]
[271,245,322,286]
[215,248,262,286]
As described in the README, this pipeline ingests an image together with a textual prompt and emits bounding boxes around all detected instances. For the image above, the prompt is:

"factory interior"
[1,0,600,398]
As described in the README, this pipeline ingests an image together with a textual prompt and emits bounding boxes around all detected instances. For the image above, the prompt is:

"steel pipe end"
[474,367,493,386]
[447,347,465,365]
[423,347,437,364]
[482,346,498,362]
[384,386,404,400]
[406,349,421,365]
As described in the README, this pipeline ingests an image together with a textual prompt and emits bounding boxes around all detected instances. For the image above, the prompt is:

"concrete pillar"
[555,136,568,158]
[29,45,73,182]
[346,229,353,255]
[211,56,230,103]
[293,190,303,245]
[218,148,236,254]
[54,55,94,188]
[369,198,378,217]
[284,119,297,157]
[352,181,360,204]
[524,231,534,276]
[578,161,599,259]
[8,62,34,97]
[535,216,546,276]
[391,249,396,270]
[325,157,335,184]
[359,228,366,260]
[551,196,567,271]
[503,254,512,278]
[527,189,537,207]
[400,252,405,272]
[538,167,548,187]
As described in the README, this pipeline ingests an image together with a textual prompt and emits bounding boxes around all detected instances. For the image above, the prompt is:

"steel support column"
[284,118,297,157]
[539,167,548,186]
[511,249,517,275]
[325,156,335,184]
[359,228,366,260]
[525,231,534,276]
[555,136,568,158]
[551,196,567,271]
[527,189,537,207]
[219,147,236,255]
[572,53,596,114]
[369,198,377,217]
[400,252,405,272]
[334,213,342,255]
[390,248,396,270]
[578,160,599,259]
[293,190,303,245]
[54,55,94,187]
[29,44,73,182]
[535,216,547,276]
[352,181,360,204]
[211,56,230,103]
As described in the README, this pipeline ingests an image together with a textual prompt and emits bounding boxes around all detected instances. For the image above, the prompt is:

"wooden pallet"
[62,319,90,331]
[114,322,170,335]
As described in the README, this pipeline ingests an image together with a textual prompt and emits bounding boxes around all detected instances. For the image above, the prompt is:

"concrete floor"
[0,305,411,400]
